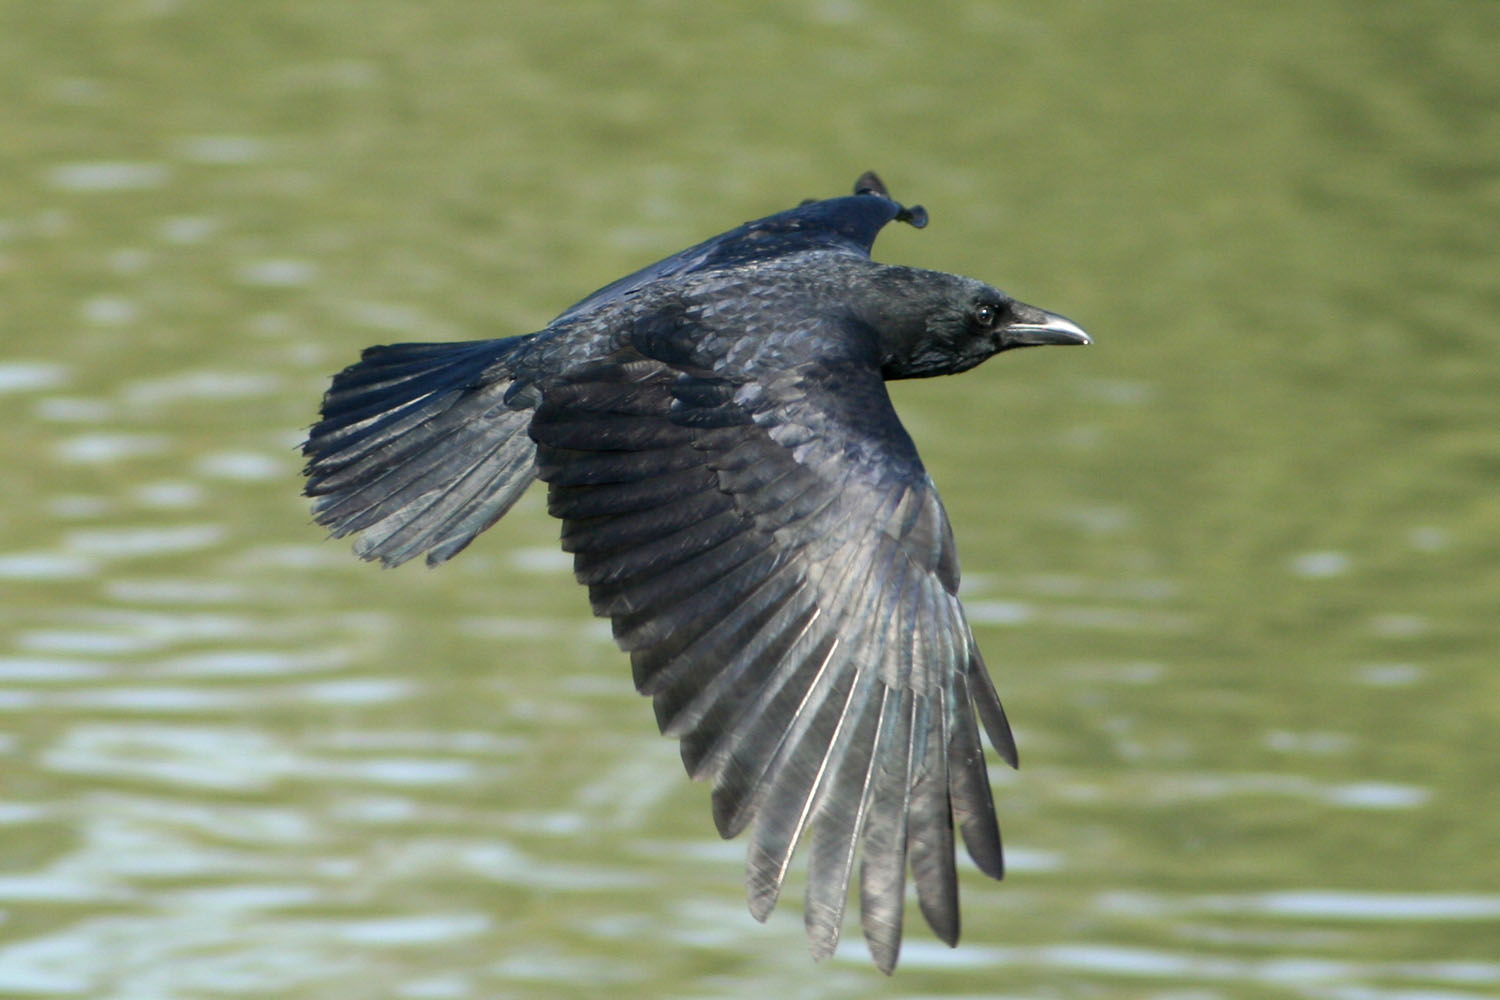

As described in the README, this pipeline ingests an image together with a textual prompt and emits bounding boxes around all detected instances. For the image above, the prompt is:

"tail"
[302,336,539,567]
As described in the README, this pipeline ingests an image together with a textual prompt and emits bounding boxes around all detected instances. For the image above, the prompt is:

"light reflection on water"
[1100,891,1500,922]
[857,939,1500,993]
[39,722,484,791]
[0,362,69,394]
[44,161,172,192]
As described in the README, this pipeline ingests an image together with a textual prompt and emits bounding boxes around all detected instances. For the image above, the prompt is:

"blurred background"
[2,2,1498,997]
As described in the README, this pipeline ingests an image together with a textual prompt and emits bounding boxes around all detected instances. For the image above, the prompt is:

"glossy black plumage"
[302,172,1089,973]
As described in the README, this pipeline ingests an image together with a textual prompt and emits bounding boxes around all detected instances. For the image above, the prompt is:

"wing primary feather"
[968,646,1019,768]
[873,555,916,691]
[666,598,819,755]
[691,607,828,802]
[737,527,895,913]
[907,576,942,695]
[732,634,846,904]
[947,665,1005,880]
[709,622,849,841]
[802,673,886,961]
[907,685,959,946]
[744,641,859,920]
[691,534,870,789]
[859,687,916,974]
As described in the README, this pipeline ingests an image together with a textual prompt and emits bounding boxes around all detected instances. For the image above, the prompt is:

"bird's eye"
[974,303,999,328]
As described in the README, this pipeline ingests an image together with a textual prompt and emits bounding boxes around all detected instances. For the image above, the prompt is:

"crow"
[302,172,1089,973]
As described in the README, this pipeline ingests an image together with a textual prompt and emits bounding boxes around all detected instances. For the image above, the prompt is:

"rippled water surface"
[4,3,1499,998]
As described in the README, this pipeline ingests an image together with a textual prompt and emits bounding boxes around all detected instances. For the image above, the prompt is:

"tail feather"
[302,336,538,567]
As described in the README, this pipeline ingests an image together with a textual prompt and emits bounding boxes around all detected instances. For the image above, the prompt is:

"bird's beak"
[1005,305,1092,347]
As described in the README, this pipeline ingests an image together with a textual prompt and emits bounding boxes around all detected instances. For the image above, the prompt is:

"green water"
[3,2,1498,997]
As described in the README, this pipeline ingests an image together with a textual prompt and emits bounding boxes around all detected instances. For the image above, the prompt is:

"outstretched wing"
[551,171,927,324]
[528,338,1015,974]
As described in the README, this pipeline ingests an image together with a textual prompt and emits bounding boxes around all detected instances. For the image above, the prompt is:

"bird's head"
[864,267,1090,380]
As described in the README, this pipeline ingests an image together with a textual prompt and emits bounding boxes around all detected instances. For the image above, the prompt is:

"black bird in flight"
[303,172,1089,973]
